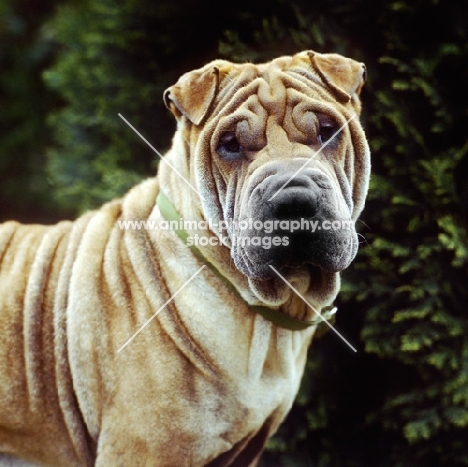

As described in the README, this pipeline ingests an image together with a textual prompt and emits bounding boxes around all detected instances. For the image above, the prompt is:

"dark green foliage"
[0,0,65,222]
[3,0,468,464]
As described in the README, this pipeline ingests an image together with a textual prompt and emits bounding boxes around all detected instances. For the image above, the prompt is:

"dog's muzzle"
[231,166,358,279]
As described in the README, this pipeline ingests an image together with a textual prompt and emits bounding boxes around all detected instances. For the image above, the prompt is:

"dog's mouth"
[228,214,358,307]
[232,229,356,278]
[244,259,341,309]
[230,187,358,280]
[225,169,358,305]
[270,262,324,293]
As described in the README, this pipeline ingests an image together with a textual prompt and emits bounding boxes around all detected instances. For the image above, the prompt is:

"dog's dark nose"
[269,174,322,221]
[272,191,319,220]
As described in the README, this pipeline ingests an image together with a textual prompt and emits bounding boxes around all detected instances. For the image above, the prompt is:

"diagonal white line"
[117,265,206,353]
[269,265,357,352]
[118,113,201,198]
[268,113,357,202]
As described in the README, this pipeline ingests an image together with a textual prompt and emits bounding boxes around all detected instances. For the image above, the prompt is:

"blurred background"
[1,0,467,465]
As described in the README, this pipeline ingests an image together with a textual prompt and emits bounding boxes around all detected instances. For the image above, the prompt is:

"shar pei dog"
[0,50,370,466]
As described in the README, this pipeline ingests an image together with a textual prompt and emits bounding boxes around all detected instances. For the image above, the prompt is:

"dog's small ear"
[308,51,366,104]
[163,67,219,126]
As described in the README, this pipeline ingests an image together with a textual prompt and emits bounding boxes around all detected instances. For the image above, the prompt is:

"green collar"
[156,190,336,331]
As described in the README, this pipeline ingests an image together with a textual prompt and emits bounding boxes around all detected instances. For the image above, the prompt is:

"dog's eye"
[217,132,243,160]
[318,122,337,145]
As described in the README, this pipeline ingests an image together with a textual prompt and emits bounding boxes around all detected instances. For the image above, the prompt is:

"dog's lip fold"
[259,263,325,297]
[273,259,344,278]
[240,252,336,282]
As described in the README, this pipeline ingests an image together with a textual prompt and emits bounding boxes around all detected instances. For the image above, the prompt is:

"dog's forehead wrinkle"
[257,73,288,119]
[214,68,342,141]
[215,64,260,106]
[218,80,349,155]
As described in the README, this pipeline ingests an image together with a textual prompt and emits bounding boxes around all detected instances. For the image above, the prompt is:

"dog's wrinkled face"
[164,51,370,306]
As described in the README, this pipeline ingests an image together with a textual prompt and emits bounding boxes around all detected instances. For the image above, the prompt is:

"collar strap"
[156,190,336,331]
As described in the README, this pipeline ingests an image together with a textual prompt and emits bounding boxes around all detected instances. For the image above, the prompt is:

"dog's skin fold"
[0,51,370,466]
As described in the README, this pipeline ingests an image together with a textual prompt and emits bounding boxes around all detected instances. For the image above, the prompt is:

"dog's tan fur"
[0,51,370,466]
